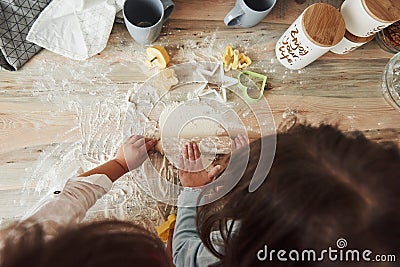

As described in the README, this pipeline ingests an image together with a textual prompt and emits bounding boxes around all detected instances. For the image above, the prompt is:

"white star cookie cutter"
[195,63,237,102]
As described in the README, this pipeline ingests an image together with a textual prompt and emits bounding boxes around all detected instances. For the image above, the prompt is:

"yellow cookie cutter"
[156,214,176,242]
[223,46,252,71]
[237,71,267,103]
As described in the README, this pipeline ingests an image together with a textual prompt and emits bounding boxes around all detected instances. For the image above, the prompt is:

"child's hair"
[197,124,400,266]
[0,220,171,267]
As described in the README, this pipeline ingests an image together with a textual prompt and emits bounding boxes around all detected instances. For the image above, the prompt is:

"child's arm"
[79,136,157,181]
[173,189,220,267]
[173,137,248,267]
[21,135,157,238]
[172,142,222,267]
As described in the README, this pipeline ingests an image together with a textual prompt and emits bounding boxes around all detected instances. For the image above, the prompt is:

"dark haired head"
[1,220,171,267]
[197,124,400,266]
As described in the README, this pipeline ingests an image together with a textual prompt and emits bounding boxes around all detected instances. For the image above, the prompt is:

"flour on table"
[159,102,225,138]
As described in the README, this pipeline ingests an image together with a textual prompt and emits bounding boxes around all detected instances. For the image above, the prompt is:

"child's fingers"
[145,139,157,152]
[188,142,195,161]
[181,143,189,160]
[193,142,201,159]
[208,165,222,180]
[231,138,237,150]
[136,138,147,147]
[145,137,155,143]
[127,135,143,144]
[233,134,249,150]
[239,134,249,146]
[235,137,241,149]
[137,143,148,155]
[178,154,184,170]
[194,158,206,172]
[128,136,146,148]
[244,135,250,144]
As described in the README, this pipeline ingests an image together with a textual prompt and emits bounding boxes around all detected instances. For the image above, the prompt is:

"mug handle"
[224,5,245,27]
[160,0,175,21]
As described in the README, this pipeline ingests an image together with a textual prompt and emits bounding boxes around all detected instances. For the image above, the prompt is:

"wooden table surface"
[1,0,399,223]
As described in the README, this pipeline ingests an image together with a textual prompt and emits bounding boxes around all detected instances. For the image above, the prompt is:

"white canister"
[340,0,400,37]
[275,3,346,70]
[331,30,375,54]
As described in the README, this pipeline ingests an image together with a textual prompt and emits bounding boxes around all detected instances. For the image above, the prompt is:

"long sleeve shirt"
[20,173,113,239]
[172,188,220,267]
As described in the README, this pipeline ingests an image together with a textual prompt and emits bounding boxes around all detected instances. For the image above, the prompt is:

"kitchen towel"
[0,0,51,71]
[27,0,124,60]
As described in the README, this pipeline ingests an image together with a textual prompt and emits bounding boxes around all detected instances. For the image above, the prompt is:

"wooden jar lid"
[302,3,346,47]
[344,30,375,43]
[362,0,400,23]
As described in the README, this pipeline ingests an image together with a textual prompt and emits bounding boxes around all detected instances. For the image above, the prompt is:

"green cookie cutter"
[237,70,267,103]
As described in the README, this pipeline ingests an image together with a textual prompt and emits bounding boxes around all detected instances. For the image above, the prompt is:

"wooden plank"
[1,90,398,155]
[0,147,46,221]
[0,21,393,91]
[0,108,79,153]
[0,189,41,221]
[170,0,345,24]
[267,95,400,131]
[0,0,399,224]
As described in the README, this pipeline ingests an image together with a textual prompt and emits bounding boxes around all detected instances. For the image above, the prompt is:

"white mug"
[340,0,399,37]
[224,0,276,28]
[123,0,174,45]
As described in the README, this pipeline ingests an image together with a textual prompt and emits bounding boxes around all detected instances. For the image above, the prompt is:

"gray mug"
[123,0,174,45]
[224,0,276,28]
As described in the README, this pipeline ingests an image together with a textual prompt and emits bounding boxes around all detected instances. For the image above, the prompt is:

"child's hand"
[115,135,157,171]
[232,134,249,151]
[178,142,222,188]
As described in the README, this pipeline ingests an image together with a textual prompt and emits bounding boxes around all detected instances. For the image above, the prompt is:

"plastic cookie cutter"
[223,45,252,72]
[154,68,179,91]
[146,45,170,69]
[237,70,267,103]
[156,214,176,242]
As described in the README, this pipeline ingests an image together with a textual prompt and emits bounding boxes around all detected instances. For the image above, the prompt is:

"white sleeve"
[21,174,113,238]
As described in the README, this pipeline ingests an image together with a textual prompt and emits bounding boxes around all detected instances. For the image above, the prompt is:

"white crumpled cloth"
[27,0,124,60]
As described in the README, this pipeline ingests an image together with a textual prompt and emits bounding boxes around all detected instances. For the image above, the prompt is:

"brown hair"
[1,220,171,267]
[197,124,400,266]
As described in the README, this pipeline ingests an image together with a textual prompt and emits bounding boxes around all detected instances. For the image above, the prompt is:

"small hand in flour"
[178,142,222,188]
[115,135,157,171]
[232,134,250,151]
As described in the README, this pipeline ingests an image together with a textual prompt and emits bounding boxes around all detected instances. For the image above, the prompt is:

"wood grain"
[0,102,79,153]
[170,0,345,24]
[0,0,399,223]
[345,30,375,43]
[302,3,346,47]
[363,0,400,23]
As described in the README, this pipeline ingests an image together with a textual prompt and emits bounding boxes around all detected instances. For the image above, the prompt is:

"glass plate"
[382,52,400,111]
